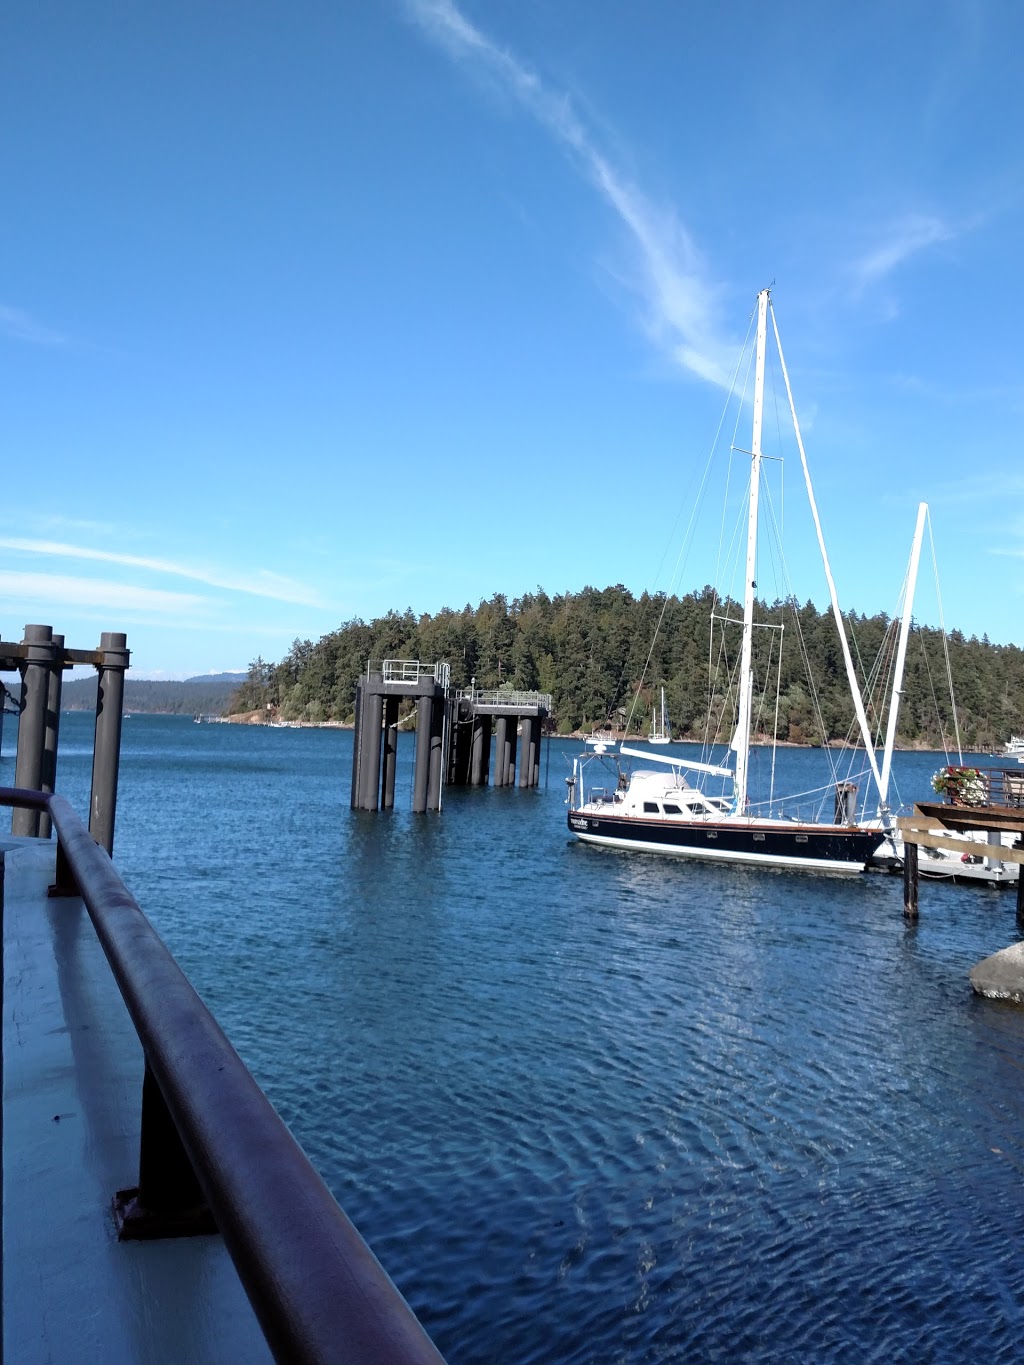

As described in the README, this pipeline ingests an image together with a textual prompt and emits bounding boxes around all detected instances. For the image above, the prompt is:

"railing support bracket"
[112,1187,218,1241]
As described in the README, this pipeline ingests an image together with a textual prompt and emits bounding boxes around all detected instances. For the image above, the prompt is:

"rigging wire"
[928,516,964,763]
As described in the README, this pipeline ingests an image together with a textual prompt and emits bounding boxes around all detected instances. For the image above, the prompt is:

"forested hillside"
[61,675,243,716]
[229,586,1024,748]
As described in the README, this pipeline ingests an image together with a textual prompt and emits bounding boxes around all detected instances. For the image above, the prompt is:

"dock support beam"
[12,624,56,838]
[493,717,508,787]
[89,631,129,855]
[427,698,444,811]
[412,696,432,813]
[903,839,919,921]
[470,716,491,786]
[382,697,399,810]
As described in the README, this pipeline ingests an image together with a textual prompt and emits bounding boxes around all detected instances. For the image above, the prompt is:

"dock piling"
[89,631,130,854]
[12,624,55,837]
[903,839,919,920]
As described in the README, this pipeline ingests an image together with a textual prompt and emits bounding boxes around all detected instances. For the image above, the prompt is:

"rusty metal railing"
[0,786,445,1365]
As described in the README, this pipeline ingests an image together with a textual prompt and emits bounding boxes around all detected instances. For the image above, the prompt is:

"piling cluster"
[350,662,549,812]
[1,624,129,853]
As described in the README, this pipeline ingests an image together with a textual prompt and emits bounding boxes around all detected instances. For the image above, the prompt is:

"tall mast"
[878,502,928,817]
[733,288,768,813]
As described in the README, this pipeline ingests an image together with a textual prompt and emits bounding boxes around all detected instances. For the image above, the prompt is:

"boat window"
[663,804,682,815]
[753,833,765,842]
[796,834,808,843]
[706,830,718,839]
[643,802,660,814]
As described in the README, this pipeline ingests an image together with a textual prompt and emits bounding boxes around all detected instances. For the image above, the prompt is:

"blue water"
[9,715,1024,1362]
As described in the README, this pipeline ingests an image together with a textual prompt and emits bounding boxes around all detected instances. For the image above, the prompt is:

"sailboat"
[649,688,671,744]
[566,288,886,874]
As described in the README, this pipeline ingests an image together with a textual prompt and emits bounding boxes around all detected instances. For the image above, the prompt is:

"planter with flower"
[931,766,987,806]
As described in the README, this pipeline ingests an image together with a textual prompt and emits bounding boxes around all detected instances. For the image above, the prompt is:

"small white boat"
[584,731,618,753]
[649,688,671,745]
[1004,736,1024,762]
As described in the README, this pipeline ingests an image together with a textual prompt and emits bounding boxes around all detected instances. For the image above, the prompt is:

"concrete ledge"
[2,841,273,1365]
[969,941,1024,1004]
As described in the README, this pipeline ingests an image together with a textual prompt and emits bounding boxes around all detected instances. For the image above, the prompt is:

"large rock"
[970,941,1024,1004]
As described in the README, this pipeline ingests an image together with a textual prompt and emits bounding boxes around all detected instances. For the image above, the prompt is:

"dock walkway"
[2,835,273,1364]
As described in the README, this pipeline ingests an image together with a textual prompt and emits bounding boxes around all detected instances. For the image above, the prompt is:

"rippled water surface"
[18,715,1024,1362]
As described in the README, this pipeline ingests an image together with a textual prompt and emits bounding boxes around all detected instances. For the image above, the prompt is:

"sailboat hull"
[567,808,882,874]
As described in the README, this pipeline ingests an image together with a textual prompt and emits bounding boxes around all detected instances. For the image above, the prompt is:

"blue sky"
[2,0,1022,678]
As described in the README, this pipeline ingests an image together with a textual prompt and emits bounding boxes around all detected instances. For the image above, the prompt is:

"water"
[9,715,1024,1362]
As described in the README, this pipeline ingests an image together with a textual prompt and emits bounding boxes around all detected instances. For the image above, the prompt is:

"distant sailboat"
[649,688,671,744]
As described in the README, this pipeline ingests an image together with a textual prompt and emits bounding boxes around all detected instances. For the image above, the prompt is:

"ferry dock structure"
[350,660,551,812]
[2,624,446,1365]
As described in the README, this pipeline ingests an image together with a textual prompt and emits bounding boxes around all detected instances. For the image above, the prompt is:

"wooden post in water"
[903,838,919,920]
[1016,842,1024,932]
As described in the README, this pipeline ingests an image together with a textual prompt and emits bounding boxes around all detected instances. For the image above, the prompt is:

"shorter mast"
[878,502,928,816]
[733,288,768,815]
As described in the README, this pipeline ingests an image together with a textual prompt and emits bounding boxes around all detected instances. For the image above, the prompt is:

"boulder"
[969,941,1024,1004]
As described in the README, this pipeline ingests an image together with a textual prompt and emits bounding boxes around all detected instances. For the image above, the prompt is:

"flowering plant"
[931,766,986,806]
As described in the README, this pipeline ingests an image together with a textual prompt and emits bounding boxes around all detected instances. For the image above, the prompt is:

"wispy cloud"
[0,571,208,617]
[850,214,954,292]
[405,0,735,386]
[0,538,327,607]
[0,304,68,346]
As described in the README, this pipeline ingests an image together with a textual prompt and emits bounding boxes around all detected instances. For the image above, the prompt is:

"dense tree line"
[229,586,1024,748]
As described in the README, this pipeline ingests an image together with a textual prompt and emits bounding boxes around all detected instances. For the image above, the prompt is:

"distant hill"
[60,675,244,716]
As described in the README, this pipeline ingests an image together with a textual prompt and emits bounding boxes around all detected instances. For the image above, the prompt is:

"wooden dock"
[898,767,1024,923]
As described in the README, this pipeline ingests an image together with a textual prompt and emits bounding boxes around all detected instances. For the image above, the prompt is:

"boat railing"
[933,766,1024,811]
[0,785,445,1365]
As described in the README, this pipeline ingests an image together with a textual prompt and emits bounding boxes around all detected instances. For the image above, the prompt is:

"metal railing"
[457,688,552,710]
[934,766,1024,811]
[372,660,450,688]
[0,786,445,1365]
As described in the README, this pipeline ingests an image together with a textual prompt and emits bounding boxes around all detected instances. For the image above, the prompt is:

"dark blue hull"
[568,808,883,873]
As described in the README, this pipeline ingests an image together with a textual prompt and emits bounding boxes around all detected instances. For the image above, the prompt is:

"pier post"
[12,624,56,838]
[470,716,491,786]
[493,716,508,787]
[89,631,130,855]
[427,697,444,811]
[38,633,64,840]
[903,839,919,921]
[349,683,364,808]
[506,723,518,787]
[361,690,384,811]
[1016,842,1024,932]
[382,697,399,810]
[518,717,534,788]
[412,696,432,813]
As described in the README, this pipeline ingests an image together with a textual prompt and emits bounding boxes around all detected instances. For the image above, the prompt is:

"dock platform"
[2,836,273,1364]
